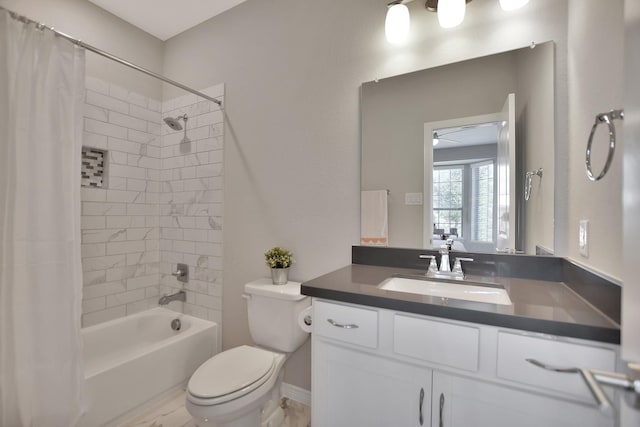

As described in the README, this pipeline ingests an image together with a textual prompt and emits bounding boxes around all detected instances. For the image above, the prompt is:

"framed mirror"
[361,41,554,255]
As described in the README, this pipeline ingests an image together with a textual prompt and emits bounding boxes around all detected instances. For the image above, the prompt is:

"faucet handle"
[419,254,438,273]
[452,257,474,273]
[171,263,189,283]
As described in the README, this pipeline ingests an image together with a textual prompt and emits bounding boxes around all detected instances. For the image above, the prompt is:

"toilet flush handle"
[241,294,251,300]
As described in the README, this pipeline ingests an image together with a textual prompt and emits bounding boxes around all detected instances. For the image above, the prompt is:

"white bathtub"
[78,307,218,427]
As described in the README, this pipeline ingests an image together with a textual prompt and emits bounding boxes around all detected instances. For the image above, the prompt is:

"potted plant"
[265,246,294,285]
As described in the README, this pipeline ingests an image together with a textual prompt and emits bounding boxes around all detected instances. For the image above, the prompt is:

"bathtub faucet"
[159,290,186,305]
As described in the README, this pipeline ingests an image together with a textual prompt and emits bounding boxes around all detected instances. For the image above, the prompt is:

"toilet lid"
[188,345,276,400]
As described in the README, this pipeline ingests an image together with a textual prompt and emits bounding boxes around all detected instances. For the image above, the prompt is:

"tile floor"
[119,388,311,427]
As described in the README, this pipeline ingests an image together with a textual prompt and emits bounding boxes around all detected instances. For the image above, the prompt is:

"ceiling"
[434,122,501,149]
[87,0,249,41]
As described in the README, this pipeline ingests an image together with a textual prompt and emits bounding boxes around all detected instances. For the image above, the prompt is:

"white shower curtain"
[0,9,86,427]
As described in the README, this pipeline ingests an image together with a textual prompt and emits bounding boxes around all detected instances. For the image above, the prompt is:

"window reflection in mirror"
[431,122,498,253]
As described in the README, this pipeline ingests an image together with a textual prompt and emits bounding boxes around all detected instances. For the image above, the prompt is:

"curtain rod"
[1,6,222,107]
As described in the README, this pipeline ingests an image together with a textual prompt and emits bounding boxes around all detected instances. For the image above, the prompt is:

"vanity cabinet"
[312,300,432,426]
[313,340,432,426]
[311,299,617,427]
[432,372,610,427]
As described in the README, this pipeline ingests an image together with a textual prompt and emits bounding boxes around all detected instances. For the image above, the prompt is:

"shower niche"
[81,146,107,188]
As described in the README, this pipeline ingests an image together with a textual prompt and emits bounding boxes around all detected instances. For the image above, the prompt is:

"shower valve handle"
[171,263,189,282]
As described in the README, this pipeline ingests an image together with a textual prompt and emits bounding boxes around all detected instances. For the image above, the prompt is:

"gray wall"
[163,0,573,389]
[0,0,164,100]
[567,0,624,279]
[2,0,625,391]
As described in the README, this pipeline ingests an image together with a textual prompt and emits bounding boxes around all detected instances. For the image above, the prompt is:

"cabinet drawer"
[497,331,616,401]
[393,314,479,371]
[313,300,378,349]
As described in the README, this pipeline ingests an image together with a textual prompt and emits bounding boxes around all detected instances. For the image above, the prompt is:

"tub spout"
[159,290,186,305]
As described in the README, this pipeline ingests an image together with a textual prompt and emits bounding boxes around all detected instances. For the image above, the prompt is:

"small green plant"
[265,247,294,269]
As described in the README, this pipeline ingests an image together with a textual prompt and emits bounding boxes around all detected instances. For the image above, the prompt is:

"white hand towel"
[361,190,388,246]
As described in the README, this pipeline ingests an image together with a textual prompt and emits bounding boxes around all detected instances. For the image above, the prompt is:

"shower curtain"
[0,9,86,427]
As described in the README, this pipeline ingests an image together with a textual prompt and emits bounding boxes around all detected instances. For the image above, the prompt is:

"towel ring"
[586,109,624,181]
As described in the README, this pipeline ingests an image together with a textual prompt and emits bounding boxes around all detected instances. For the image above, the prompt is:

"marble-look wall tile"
[80,79,224,331]
[81,79,161,327]
[160,88,225,347]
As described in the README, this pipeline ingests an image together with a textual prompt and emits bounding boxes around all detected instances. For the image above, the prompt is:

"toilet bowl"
[185,279,310,427]
[186,345,287,427]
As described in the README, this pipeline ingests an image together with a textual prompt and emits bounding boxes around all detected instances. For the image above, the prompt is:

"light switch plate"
[579,220,589,257]
[405,192,423,205]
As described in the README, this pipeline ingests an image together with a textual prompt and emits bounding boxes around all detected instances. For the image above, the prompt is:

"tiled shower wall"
[159,87,224,331]
[80,77,224,330]
[80,77,162,327]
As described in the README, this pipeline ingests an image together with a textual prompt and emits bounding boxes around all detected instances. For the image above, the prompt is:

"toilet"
[185,279,310,427]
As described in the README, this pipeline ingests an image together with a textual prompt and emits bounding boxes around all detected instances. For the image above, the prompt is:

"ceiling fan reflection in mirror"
[433,122,501,148]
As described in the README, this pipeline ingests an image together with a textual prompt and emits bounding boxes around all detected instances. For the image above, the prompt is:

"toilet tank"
[244,279,310,353]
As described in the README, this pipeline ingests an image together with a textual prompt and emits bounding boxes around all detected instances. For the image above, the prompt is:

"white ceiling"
[87,0,248,41]
[434,122,501,149]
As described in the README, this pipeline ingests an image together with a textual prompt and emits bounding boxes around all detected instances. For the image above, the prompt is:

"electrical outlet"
[579,220,589,257]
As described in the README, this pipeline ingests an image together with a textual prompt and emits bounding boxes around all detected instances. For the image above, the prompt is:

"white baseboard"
[280,382,311,407]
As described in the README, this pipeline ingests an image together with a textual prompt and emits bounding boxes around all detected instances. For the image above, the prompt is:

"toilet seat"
[187,345,277,406]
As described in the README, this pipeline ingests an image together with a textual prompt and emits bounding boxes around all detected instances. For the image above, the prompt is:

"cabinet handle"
[326,318,359,329]
[439,393,445,427]
[525,358,579,373]
[418,387,424,425]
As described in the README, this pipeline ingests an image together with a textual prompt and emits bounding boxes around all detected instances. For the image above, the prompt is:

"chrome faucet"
[159,290,186,305]
[419,254,439,275]
[439,245,451,272]
[451,257,474,278]
[419,247,474,280]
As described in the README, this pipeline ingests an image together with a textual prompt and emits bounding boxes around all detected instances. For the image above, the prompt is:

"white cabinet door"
[432,372,614,427]
[312,338,431,427]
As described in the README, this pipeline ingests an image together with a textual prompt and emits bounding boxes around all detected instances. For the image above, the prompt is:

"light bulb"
[385,3,410,44]
[438,0,466,28]
[499,0,530,11]
[433,132,440,146]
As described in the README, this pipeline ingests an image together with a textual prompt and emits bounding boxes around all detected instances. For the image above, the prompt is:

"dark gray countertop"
[300,264,621,344]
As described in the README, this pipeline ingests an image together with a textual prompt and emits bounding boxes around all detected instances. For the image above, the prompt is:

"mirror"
[361,42,555,255]
[424,94,516,254]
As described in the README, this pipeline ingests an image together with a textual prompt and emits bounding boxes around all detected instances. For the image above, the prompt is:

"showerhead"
[163,114,190,143]
[163,116,183,131]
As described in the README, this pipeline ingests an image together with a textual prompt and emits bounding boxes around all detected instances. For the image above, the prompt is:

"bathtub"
[78,307,218,427]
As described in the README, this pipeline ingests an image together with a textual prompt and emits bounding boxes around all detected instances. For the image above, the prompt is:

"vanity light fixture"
[499,0,530,11]
[385,2,411,44]
[385,0,529,42]
[436,0,467,29]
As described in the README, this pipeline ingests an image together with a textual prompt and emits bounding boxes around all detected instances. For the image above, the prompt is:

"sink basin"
[377,277,513,306]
